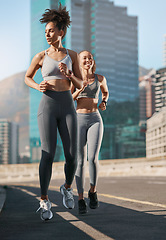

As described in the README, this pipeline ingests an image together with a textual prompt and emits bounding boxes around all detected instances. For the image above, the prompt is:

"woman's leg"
[87,112,103,209]
[75,114,88,200]
[58,109,77,187]
[38,106,57,199]
[87,113,103,191]
[58,105,78,209]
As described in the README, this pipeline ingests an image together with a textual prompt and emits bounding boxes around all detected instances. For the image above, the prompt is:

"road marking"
[98,193,166,209]
[147,181,166,185]
[13,186,37,197]
[13,183,166,209]
[13,186,113,240]
[55,211,114,240]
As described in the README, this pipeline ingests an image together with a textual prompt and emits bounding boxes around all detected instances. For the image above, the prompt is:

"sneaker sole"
[89,203,99,209]
[41,210,53,221]
[79,209,88,214]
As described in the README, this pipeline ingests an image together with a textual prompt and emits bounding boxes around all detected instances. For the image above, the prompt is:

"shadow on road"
[0,185,166,240]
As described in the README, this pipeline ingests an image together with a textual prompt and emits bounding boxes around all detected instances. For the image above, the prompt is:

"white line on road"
[15,183,166,209]
[13,186,113,240]
[99,193,166,209]
[13,186,37,197]
[56,212,113,240]
[147,181,166,185]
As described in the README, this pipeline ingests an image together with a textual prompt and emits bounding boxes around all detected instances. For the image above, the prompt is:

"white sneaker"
[60,184,75,209]
[36,199,53,221]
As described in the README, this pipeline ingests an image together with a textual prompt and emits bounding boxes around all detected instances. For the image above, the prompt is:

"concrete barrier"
[0,158,166,184]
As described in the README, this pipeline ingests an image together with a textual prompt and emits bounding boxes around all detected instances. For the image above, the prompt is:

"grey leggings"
[37,90,77,196]
[75,111,103,194]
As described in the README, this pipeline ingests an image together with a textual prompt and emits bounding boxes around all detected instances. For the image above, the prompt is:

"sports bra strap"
[45,49,68,55]
[94,74,98,82]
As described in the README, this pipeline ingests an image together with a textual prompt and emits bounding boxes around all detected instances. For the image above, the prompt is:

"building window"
[91,35,95,40]
[159,127,161,134]
[91,27,95,32]
[91,42,95,47]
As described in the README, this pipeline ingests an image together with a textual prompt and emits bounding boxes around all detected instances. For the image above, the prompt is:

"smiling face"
[79,51,95,72]
[45,22,63,45]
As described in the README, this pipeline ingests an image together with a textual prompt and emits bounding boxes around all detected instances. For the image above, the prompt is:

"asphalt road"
[0,176,166,240]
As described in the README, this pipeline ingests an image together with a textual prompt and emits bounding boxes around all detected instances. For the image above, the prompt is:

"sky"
[0,0,166,81]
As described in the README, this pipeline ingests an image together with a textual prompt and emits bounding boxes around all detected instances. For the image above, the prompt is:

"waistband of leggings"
[77,111,100,116]
[43,90,72,101]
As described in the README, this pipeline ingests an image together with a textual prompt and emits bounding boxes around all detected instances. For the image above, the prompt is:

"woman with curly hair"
[25,4,82,221]
[72,50,109,214]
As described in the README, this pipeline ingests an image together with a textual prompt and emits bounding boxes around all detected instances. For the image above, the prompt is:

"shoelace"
[64,189,74,200]
[36,201,51,212]
[79,200,86,208]
[90,192,97,202]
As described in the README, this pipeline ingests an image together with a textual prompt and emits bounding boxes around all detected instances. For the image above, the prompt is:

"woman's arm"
[72,82,87,100]
[98,75,109,111]
[59,50,83,89]
[25,52,48,92]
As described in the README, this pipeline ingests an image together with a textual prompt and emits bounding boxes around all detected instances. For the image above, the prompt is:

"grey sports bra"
[77,74,100,99]
[41,49,72,81]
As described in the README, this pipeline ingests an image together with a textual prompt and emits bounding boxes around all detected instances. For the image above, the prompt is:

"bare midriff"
[76,98,98,113]
[46,79,71,91]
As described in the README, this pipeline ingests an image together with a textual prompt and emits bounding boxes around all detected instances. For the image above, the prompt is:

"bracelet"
[102,100,107,106]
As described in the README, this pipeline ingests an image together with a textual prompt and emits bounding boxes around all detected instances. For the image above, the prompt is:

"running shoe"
[78,199,88,214]
[60,184,75,209]
[88,190,99,209]
[36,199,53,221]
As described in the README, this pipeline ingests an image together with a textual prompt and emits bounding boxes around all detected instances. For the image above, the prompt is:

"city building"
[146,107,166,159]
[0,119,19,164]
[139,69,156,121]
[116,124,146,158]
[90,0,138,102]
[164,34,166,67]
[30,0,139,161]
[155,67,166,112]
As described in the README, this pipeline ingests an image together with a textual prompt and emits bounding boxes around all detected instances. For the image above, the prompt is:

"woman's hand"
[38,80,48,92]
[59,62,71,77]
[99,101,106,111]
[79,82,87,92]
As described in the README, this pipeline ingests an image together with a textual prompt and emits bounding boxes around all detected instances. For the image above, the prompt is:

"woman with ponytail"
[25,4,82,221]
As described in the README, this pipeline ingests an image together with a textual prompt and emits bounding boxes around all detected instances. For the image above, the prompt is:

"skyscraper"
[30,0,61,162]
[155,67,166,112]
[139,69,156,121]
[68,0,138,102]
[163,34,166,67]
[0,119,19,164]
[30,0,139,161]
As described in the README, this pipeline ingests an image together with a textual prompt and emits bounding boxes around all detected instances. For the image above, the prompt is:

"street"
[0,176,166,240]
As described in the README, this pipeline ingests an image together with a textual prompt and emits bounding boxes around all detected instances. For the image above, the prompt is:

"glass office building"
[30,0,63,162]
[30,0,140,161]
[0,119,19,164]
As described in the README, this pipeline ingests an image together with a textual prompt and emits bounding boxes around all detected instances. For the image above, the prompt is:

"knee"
[66,153,77,167]
[40,150,54,164]
[77,158,86,169]
[88,154,98,165]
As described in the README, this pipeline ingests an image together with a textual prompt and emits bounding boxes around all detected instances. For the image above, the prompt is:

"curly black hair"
[39,3,71,39]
